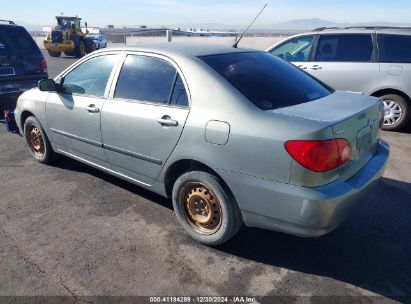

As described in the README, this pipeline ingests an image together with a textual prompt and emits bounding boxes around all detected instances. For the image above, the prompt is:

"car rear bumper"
[218,140,390,237]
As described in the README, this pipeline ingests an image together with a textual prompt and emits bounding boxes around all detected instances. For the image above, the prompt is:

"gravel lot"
[0,51,410,302]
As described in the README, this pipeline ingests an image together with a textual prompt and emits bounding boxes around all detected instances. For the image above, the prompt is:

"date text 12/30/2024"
[149,296,258,303]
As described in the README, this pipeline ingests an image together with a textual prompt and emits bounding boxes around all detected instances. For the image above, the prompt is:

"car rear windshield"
[0,26,39,55]
[200,52,332,110]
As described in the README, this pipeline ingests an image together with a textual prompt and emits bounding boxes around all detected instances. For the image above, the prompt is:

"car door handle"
[156,116,178,126]
[297,65,307,70]
[310,65,322,70]
[86,104,100,113]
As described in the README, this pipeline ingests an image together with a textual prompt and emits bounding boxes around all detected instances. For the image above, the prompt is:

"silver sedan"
[14,44,389,245]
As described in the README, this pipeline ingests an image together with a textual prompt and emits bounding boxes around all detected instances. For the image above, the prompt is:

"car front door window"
[269,35,314,62]
[63,55,119,97]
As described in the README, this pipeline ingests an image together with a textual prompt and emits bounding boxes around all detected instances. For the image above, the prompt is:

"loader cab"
[56,17,83,35]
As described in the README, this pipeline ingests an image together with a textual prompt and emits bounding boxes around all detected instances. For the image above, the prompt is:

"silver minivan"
[267,27,411,131]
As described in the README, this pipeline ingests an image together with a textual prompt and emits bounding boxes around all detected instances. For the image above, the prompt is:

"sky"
[3,0,411,27]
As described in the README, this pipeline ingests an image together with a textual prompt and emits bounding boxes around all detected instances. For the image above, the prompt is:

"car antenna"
[233,3,268,48]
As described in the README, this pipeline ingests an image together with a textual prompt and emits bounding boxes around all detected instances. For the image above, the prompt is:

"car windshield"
[200,52,332,110]
[0,26,38,55]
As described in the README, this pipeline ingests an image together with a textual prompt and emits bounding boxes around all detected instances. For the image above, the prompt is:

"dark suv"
[0,20,48,112]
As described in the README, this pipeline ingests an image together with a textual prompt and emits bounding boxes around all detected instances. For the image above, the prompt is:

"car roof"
[310,26,411,35]
[0,19,15,25]
[0,23,23,29]
[106,43,257,57]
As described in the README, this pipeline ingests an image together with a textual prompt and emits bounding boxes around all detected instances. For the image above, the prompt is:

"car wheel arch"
[163,159,233,199]
[20,110,35,131]
[371,88,411,104]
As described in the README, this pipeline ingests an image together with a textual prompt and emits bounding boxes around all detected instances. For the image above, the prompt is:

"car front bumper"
[218,140,390,237]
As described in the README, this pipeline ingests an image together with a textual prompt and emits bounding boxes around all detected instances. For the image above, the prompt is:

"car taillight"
[285,139,352,172]
[40,59,48,73]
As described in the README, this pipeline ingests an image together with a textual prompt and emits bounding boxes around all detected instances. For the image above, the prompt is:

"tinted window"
[269,35,314,62]
[0,26,38,55]
[115,55,177,104]
[315,34,373,62]
[200,52,331,110]
[378,34,411,63]
[170,75,189,106]
[63,55,119,97]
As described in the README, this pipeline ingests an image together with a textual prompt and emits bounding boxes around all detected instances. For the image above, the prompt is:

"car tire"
[381,94,410,131]
[48,50,61,57]
[90,42,97,53]
[75,40,86,58]
[172,171,243,245]
[24,116,57,164]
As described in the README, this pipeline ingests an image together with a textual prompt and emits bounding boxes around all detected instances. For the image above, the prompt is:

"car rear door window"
[269,35,314,62]
[114,55,179,104]
[62,55,119,97]
[378,34,411,63]
[315,34,373,62]
[200,52,331,110]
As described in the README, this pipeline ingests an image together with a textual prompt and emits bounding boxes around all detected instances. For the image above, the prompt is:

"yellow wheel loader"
[44,16,96,58]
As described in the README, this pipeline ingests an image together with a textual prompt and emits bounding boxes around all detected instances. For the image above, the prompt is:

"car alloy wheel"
[383,100,402,126]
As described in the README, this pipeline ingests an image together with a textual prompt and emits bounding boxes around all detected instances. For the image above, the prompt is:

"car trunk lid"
[273,91,383,186]
[329,93,382,182]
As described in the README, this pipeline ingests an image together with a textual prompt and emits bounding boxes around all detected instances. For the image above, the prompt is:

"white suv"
[267,27,411,131]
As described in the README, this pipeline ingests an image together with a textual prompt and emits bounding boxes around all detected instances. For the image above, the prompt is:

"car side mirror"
[38,79,57,92]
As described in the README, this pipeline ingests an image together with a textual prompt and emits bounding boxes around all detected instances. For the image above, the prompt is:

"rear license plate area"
[0,67,15,77]
[356,125,372,156]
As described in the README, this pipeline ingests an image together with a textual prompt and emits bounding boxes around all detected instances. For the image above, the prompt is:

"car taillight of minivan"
[40,59,48,74]
[285,139,352,172]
